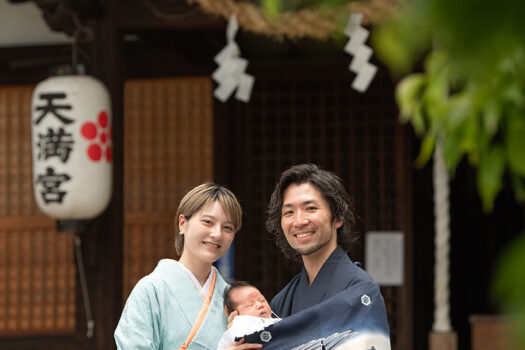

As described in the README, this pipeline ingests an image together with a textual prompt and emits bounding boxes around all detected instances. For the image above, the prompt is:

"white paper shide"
[212,14,255,103]
[344,13,378,93]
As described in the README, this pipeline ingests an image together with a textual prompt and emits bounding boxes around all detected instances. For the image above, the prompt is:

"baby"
[216,281,281,350]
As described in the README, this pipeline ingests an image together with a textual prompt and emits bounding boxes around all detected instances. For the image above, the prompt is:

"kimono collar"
[175,260,214,298]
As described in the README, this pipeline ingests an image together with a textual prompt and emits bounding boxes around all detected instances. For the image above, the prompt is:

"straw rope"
[188,0,398,40]
[432,141,452,332]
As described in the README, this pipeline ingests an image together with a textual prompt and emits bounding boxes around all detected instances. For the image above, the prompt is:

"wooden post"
[470,315,518,350]
[81,5,124,349]
[429,331,458,350]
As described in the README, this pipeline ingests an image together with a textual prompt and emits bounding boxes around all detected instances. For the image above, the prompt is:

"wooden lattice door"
[0,85,76,339]
[122,77,214,300]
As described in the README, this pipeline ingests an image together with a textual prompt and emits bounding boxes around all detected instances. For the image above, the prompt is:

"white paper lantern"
[31,75,112,220]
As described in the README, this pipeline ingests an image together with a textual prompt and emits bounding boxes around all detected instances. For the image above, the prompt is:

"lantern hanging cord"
[74,233,95,339]
[69,10,93,43]
[64,9,93,72]
[71,32,78,70]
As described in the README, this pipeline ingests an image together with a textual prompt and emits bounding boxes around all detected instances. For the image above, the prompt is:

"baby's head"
[224,281,272,318]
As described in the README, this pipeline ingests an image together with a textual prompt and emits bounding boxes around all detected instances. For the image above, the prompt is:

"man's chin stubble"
[294,241,328,256]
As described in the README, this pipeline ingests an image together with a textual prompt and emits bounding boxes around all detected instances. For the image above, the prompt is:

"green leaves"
[415,135,435,168]
[372,8,431,77]
[477,146,505,212]
[506,112,525,176]
[384,39,525,212]
[260,0,282,19]
[482,98,500,137]
[396,73,426,125]
[259,0,356,25]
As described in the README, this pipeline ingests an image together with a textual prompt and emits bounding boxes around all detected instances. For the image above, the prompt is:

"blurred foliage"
[373,0,525,212]
[371,0,525,345]
[392,49,525,211]
[259,0,351,14]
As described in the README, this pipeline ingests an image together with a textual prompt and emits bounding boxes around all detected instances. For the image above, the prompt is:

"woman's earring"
[179,231,183,235]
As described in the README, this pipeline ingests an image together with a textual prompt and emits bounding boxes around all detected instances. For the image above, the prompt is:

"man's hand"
[227,310,239,329]
[226,338,262,349]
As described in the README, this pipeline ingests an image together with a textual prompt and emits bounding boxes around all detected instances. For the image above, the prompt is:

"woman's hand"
[226,338,262,349]
[227,310,239,329]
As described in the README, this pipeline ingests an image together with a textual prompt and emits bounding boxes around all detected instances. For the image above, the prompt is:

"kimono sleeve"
[243,281,390,350]
[114,277,162,350]
[216,328,235,350]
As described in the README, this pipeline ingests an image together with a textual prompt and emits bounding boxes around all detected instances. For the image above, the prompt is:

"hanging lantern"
[31,75,113,220]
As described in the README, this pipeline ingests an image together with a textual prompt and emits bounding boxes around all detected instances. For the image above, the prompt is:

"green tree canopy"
[373,0,525,212]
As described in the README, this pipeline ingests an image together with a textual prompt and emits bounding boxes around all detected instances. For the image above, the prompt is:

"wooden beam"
[0,46,70,85]
[113,0,224,31]
[0,335,78,350]
[8,0,104,35]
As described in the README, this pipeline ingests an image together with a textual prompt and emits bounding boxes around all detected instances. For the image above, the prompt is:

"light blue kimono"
[114,259,229,350]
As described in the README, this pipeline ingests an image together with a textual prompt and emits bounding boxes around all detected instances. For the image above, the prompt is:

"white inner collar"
[176,261,214,298]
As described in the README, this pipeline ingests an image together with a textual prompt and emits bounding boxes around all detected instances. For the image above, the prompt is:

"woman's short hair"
[174,183,242,255]
[265,163,357,261]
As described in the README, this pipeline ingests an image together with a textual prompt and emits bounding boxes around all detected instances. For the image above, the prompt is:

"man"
[255,163,390,349]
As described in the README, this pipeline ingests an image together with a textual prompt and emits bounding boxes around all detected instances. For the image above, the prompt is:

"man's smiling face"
[280,182,342,258]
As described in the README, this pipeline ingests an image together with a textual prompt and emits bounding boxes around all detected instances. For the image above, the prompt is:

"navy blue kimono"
[242,247,391,349]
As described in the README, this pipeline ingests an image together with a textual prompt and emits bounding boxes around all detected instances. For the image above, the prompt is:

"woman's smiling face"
[178,200,236,265]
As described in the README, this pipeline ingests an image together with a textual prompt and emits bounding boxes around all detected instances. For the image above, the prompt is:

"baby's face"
[230,286,272,318]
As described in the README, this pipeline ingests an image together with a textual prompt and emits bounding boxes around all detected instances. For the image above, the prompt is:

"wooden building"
[0,1,523,350]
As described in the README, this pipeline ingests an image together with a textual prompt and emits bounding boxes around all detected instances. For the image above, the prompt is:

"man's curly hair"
[265,163,358,261]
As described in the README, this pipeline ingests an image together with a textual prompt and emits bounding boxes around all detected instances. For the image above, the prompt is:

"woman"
[114,183,261,350]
